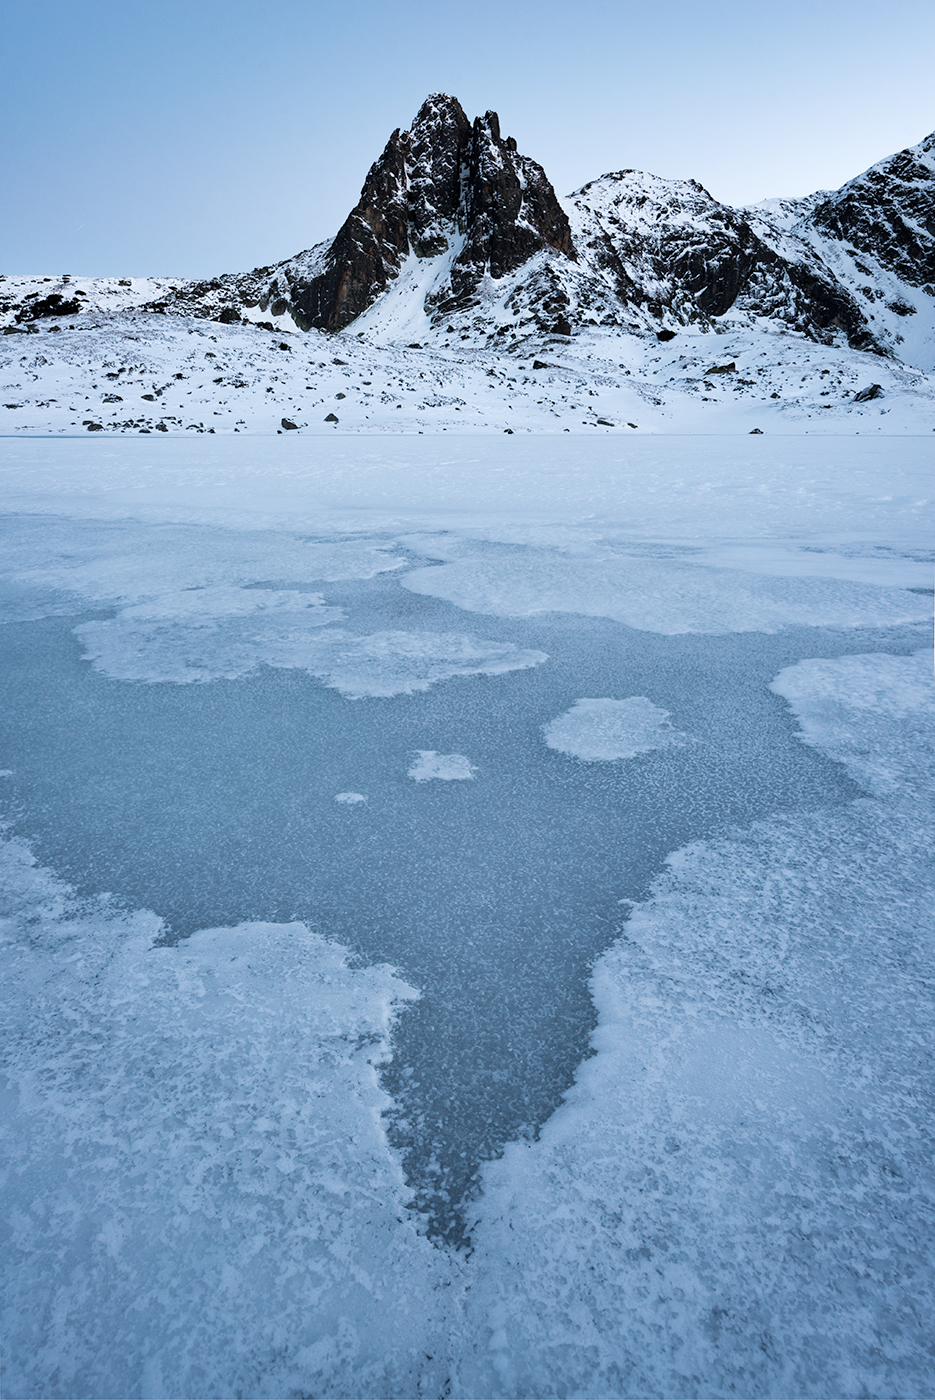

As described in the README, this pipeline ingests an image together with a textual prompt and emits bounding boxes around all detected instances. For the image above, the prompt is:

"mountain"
[2,98,933,381]
[102,96,929,370]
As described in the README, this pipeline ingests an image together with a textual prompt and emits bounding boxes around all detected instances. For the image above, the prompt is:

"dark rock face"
[809,132,935,289]
[15,292,85,322]
[290,95,575,332]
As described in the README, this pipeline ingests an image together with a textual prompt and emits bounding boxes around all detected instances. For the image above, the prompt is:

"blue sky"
[2,0,933,277]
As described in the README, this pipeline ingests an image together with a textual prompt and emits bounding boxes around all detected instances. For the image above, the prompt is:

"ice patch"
[0,836,462,1400]
[403,548,932,634]
[75,612,547,697]
[335,791,367,804]
[408,751,477,781]
[460,645,935,1399]
[770,647,935,795]
[1,517,405,615]
[544,696,687,761]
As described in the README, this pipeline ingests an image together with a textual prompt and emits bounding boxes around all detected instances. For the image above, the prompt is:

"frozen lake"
[1,435,933,1396]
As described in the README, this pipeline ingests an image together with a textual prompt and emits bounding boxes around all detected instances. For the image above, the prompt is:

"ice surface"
[75,612,547,695]
[4,622,931,1397]
[543,697,687,761]
[403,545,930,634]
[408,750,477,780]
[0,516,406,605]
[1,438,932,562]
[0,838,462,1400]
[460,646,935,1399]
[1,431,932,1397]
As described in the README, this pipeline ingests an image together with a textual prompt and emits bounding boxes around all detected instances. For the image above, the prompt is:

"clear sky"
[2,0,933,278]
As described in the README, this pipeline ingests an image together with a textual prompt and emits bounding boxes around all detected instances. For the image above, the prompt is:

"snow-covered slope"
[567,170,879,351]
[0,273,183,324]
[756,130,935,371]
[2,311,932,436]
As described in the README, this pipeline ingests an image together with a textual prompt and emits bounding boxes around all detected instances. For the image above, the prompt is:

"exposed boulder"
[16,292,85,322]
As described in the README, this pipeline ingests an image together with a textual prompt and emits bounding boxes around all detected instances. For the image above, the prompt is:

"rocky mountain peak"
[280,95,574,332]
[807,130,935,290]
[149,108,934,369]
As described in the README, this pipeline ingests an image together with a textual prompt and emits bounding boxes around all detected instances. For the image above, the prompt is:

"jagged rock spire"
[289,94,574,332]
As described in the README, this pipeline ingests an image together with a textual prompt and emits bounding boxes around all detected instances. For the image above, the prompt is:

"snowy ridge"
[0,273,184,325]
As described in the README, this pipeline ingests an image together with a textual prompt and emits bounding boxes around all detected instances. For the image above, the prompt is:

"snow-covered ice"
[460,646,935,1400]
[543,696,687,760]
[74,612,547,695]
[335,791,367,803]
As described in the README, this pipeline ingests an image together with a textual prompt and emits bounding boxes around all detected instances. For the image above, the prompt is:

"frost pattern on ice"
[75,611,546,697]
[543,696,687,761]
[1,518,405,610]
[335,791,367,804]
[408,751,477,781]
[458,646,935,1399]
[0,843,462,1400]
[771,647,935,795]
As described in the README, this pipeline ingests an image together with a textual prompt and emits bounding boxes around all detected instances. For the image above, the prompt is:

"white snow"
[543,697,687,760]
[408,750,477,781]
[770,647,935,795]
[403,547,930,634]
[1,309,932,438]
[335,791,367,803]
[1,436,930,557]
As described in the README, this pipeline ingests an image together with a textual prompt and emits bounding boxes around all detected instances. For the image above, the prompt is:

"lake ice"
[1,435,932,1398]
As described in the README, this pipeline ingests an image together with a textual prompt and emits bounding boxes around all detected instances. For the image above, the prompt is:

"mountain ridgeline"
[16,94,935,365]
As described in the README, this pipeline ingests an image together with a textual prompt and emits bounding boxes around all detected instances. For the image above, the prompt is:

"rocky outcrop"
[288,95,574,332]
[568,170,880,351]
[808,132,935,290]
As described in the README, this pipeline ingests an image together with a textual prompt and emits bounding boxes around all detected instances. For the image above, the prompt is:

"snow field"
[1,310,933,438]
